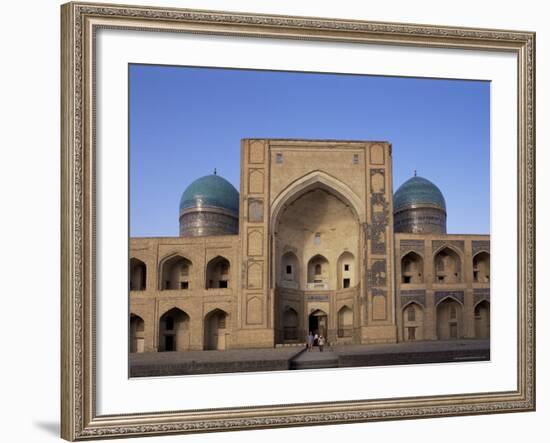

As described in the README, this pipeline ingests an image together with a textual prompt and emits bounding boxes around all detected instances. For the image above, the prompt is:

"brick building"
[129,139,490,352]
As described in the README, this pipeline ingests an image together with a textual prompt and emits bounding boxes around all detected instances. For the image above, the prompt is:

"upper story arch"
[433,245,463,284]
[270,170,365,234]
[206,255,231,289]
[473,251,490,283]
[158,254,193,290]
[130,258,147,291]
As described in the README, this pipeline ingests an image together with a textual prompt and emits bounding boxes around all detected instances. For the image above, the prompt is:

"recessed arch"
[270,170,364,233]
[206,256,231,289]
[434,246,462,283]
[282,307,299,341]
[204,308,230,350]
[129,313,145,353]
[436,298,463,340]
[158,307,190,352]
[473,251,490,283]
[401,302,424,341]
[280,251,299,288]
[130,258,146,291]
[308,309,328,338]
[337,305,353,338]
[474,300,490,338]
[337,252,356,289]
[307,254,329,288]
[401,251,424,284]
[159,254,192,290]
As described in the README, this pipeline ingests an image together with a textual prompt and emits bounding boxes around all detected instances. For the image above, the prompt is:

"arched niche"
[282,307,299,341]
[130,258,146,291]
[158,308,190,352]
[434,247,462,283]
[436,297,463,340]
[401,302,424,341]
[206,256,230,289]
[473,251,490,283]
[307,254,329,289]
[337,252,355,289]
[160,255,192,290]
[474,300,490,338]
[130,314,145,353]
[401,251,423,284]
[204,309,229,350]
[280,251,299,289]
[337,305,353,338]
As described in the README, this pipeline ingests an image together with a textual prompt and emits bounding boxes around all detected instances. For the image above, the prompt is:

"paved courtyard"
[130,339,490,377]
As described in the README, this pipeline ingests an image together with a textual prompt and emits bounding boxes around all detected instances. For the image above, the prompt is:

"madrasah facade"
[129,139,490,353]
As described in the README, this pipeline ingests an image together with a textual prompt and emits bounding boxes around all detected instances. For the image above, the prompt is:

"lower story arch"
[204,309,230,350]
[401,302,424,341]
[130,314,145,353]
[158,308,190,352]
[474,300,490,339]
[436,298,463,340]
[308,309,328,338]
[282,307,299,342]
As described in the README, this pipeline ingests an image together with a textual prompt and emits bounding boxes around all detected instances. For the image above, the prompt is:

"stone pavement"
[129,346,304,377]
[129,339,490,377]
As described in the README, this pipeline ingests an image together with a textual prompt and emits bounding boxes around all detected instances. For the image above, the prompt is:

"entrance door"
[165,335,174,351]
[308,310,328,337]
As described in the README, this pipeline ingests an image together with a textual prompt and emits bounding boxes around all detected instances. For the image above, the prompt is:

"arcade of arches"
[129,139,490,353]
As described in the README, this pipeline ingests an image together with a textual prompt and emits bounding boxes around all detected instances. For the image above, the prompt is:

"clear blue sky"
[130,64,489,237]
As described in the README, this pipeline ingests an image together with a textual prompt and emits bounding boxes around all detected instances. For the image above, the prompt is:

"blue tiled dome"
[179,174,240,214]
[393,176,446,213]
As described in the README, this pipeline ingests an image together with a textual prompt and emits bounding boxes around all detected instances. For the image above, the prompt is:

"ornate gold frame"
[60,2,536,440]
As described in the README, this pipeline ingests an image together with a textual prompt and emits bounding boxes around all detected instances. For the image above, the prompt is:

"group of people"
[306,331,326,351]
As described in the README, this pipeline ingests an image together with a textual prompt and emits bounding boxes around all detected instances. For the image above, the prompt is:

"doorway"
[308,310,328,337]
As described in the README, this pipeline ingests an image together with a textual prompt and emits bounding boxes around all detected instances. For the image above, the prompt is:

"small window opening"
[286,265,292,274]
[343,278,351,288]
[344,264,349,271]
[180,281,189,290]
[219,280,228,289]
[314,233,321,245]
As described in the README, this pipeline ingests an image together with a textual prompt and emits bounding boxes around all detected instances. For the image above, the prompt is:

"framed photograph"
[61,1,535,440]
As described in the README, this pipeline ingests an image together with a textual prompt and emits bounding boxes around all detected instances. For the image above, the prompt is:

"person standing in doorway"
[306,331,314,351]
[318,335,325,352]
[314,332,319,347]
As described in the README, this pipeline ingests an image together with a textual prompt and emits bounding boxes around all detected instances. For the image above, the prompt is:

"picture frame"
[60,1,536,440]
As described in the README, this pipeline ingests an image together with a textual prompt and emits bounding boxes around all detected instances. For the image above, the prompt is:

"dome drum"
[179,210,238,237]
[179,174,240,237]
[393,176,447,234]
[394,206,447,234]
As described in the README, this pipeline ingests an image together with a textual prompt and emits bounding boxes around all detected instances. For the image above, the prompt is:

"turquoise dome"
[393,176,446,213]
[179,174,240,214]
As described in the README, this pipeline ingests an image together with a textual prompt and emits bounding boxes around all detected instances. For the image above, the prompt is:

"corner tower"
[179,173,240,237]
[393,175,447,234]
